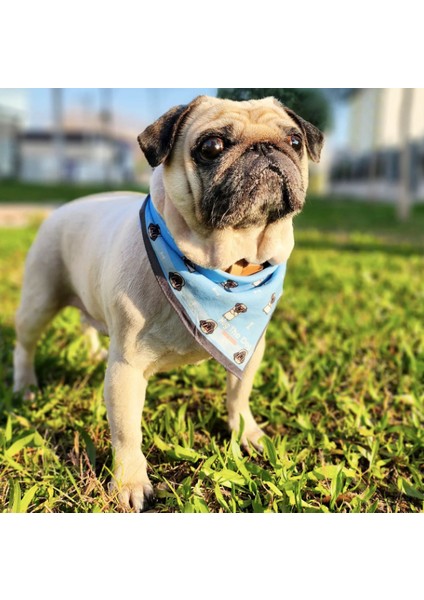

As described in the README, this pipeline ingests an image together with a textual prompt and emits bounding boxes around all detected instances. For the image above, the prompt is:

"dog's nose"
[249,142,274,156]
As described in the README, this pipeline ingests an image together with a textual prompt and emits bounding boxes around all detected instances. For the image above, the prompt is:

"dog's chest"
[142,300,210,375]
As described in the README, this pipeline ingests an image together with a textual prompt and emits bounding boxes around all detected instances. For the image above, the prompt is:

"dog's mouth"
[199,148,305,230]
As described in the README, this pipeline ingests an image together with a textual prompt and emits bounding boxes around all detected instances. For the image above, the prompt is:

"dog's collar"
[139,195,287,379]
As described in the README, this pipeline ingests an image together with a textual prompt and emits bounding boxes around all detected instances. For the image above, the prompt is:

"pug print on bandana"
[140,195,287,379]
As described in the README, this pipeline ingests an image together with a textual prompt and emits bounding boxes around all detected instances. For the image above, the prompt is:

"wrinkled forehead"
[182,97,299,144]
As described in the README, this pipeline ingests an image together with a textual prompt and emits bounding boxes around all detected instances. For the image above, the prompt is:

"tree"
[217,88,331,131]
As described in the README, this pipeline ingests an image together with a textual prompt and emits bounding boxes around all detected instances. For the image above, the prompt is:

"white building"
[328,89,424,203]
[0,89,27,179]
[18,129,134,183]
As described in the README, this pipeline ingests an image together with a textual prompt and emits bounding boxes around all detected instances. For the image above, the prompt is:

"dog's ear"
[271,98,324,163]
[283,106,324,163]
[138,96,204,167]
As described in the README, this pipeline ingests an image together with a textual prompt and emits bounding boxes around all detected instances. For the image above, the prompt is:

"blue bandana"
[140,195,286,379]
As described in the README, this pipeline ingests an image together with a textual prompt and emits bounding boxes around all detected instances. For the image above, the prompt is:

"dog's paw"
[23,387,37,402]
[109,464,155,512]
[112,480,155,512]
[228,414,265,452]
[13,377,38,401]
[239,426,266,453]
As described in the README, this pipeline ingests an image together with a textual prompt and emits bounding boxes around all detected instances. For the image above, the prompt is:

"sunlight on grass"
[0,198,423,513]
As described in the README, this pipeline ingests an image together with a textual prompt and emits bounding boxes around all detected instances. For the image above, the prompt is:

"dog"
[13,95,323,511]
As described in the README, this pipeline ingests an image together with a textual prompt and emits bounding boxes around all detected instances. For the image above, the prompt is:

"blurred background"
[0,88,423,222]
[1,90,423,514]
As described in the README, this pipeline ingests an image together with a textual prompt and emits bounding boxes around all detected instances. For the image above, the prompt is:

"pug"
[13,95,323,511]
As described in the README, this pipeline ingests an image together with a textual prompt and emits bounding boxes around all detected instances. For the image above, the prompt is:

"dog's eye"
[199,137,225,160]
[287,134,302,152]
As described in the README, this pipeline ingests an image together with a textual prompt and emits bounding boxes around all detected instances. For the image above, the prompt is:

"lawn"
[0,195,423,512]
[0,180,147,204]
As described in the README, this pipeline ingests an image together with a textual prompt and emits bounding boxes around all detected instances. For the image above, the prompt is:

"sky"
[0,88,348,153]
[27,88,218,129]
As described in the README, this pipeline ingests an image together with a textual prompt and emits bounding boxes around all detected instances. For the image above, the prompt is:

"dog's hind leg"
[13,301,61,397]
[13,244,63,397]
[226,334,266,451]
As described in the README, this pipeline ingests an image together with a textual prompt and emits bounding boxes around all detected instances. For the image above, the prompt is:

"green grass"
[0,195,423,512]
[299,194,424,245]
[0,180,147,203]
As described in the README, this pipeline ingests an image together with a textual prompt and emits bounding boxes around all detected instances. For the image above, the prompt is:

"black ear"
[283,106,324,163]
[138,97,203,167]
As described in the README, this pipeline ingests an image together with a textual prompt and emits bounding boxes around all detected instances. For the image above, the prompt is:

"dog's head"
[138,95,323,232]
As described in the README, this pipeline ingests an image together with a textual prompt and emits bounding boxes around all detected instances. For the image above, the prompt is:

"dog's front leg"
[226,334,266,451]
[104,344,153,512]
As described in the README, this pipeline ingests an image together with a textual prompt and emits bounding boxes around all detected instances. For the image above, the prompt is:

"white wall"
[348,88,424,152]
[19,137,133,183]
[0,89,28,125]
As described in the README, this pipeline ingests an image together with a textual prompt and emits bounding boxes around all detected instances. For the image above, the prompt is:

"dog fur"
[13,95,323,511]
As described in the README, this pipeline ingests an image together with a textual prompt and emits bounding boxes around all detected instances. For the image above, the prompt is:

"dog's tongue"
[225,259,264,277]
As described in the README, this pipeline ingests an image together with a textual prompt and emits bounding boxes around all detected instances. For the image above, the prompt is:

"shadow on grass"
[1,321,105,387]
[0,321,113,487]
[0,320,106,414]
[35,346,106,389]
[0,323,16,414]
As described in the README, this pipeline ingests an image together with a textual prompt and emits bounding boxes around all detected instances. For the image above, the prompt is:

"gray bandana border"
[139,198,247,380]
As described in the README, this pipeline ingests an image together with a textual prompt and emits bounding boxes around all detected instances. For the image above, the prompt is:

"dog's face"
[138,95,323,232]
